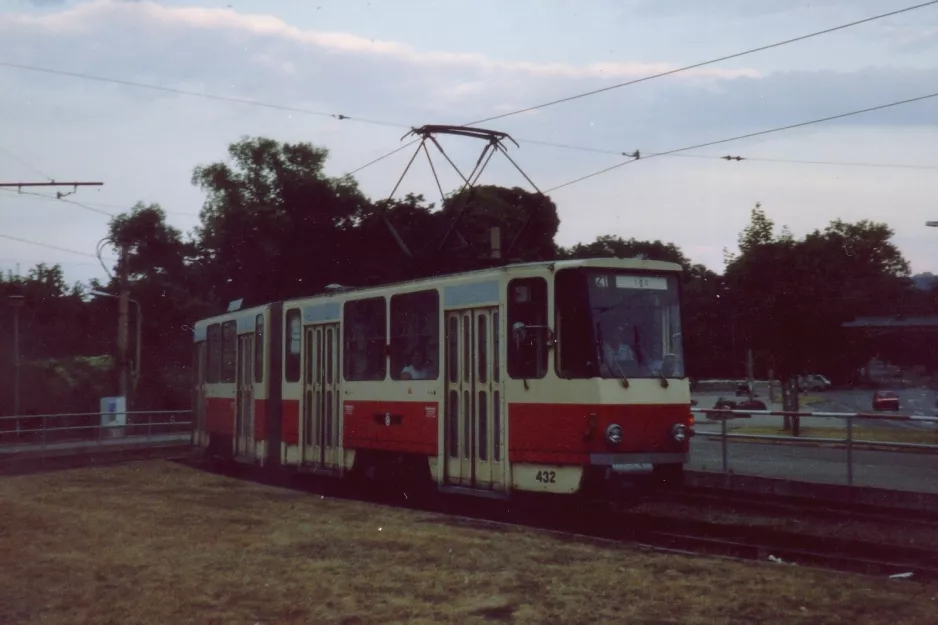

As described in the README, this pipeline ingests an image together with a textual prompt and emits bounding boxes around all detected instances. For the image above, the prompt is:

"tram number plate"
[535,470,556,484]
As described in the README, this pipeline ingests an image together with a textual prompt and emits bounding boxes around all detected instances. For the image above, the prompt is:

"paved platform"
[0,433,191,458]
[689,436,938,494]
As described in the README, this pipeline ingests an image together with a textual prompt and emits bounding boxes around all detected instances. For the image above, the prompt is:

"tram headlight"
[670,423,688,443]
[605,423,623,445]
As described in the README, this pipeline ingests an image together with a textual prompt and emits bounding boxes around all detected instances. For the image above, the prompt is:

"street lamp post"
[8,295,25,425]
[91,290,142,397]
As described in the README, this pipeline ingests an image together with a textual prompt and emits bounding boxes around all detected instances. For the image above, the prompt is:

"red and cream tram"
[191,258,693,497]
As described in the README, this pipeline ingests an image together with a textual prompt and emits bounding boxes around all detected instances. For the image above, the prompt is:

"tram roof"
[308,257,682,297]
[193,257,683,332]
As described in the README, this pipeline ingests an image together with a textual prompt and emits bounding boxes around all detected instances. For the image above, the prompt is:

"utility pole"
[489,226,502,260]
[117,243,130,407]
[8,295,25,426]
[746,347,754,396]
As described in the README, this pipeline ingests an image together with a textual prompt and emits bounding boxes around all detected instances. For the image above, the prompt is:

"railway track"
[657,485,938,527]
[176,457,938,583]
[615,514,938,581]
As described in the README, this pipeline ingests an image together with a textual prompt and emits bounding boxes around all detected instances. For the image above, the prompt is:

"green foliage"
[191,136,372,304]
[724,204,912,381]
[561,234,690,266]
[4,135,930,417]
[736,202,775,255]
[440,185,560,263]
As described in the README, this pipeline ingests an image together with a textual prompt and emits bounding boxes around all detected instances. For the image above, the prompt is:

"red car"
[872,390,900,412]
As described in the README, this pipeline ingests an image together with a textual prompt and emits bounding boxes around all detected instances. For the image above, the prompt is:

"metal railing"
[0,410,192,459]
[692,407,938,486]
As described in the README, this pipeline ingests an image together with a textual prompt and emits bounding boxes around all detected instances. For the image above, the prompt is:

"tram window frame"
[206,323,221,383]
[254,313,265,383]
[507,277,548,380]
[284,308,301,383]
[343,297,387,382]
[220,320,237,383]
[390,290,440,381]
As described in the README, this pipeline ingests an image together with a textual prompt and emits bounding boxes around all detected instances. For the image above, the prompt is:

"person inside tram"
[600,323,637,378]
[400,346,431,380]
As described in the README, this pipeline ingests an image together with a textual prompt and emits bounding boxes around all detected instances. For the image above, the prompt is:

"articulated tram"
[191,258,693,498]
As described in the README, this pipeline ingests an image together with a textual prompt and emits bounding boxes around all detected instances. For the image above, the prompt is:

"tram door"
[444,307,503,490]
[302,324,341,468]
[234,334,254,457]
[194,342,207,446]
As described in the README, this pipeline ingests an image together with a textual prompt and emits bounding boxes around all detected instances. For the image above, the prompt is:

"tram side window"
[507,277,548,380]
[344,297,387,381]
[206,323,222,383]
[254,313,264,383]
[284,308,301,383]
[221,320,237,383]
[390,290,440,381]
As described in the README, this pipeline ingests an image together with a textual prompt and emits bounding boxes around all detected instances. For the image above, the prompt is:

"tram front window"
[555,268,685,380]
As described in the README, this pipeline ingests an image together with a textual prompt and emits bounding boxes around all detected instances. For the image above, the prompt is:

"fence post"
[721,415,728,473]
[41,414,47,470]
[846,415,854,486]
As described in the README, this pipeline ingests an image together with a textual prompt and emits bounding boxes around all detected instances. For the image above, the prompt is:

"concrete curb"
[685,470,938,514]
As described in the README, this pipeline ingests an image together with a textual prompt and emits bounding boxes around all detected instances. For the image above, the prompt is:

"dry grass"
[1,461,937,625]
[727,425,938,446]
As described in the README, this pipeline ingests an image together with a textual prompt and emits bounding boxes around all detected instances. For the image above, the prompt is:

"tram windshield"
[555,268,685,380]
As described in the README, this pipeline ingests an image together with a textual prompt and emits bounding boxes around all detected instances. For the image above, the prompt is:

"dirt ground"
[1,461,937,625]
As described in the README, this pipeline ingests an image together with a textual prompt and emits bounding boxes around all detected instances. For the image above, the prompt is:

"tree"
[105,203,212,408]
[345,193,438,285]
[437,185,560,266]
[561,235,690,266]
[191,136,370,305]
[0,264,109,415]
[724,208,914,415]
[736,202,775,256]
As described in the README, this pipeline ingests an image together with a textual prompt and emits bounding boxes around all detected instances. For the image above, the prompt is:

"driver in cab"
[600,324,636,378]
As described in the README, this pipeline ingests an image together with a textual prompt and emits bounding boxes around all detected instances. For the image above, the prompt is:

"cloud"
[5,0,759,81]
[2,0,937,280]
[3,0,936,140]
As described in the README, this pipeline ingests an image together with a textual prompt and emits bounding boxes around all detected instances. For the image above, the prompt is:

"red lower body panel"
[206,397,234,436]
[254,399,267,441]
[508,403,691,464]
[344,400,439,455]
[282,400,300,445]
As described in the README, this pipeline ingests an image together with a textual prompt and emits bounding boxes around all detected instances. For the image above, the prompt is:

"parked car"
[872,390,900,412]
[799,374,832,392]
[711,397,767,419]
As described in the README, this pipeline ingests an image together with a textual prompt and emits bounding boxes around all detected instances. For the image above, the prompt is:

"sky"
[1,0,937,287]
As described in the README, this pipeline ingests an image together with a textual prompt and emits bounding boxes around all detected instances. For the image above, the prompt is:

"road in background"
[690,384,938,494]
[693,386,938,432]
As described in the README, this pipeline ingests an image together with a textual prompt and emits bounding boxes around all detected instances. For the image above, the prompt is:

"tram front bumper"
[589,452,688,475]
